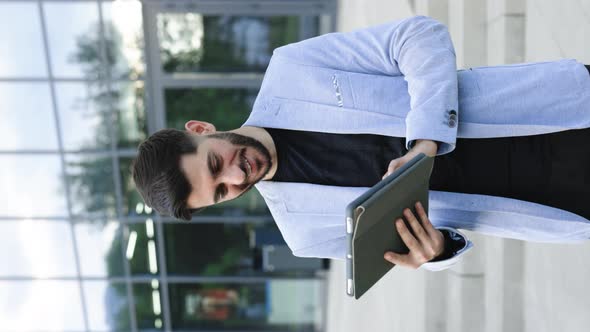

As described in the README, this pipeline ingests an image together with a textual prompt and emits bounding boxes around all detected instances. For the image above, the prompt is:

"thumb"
[382,159,400,179]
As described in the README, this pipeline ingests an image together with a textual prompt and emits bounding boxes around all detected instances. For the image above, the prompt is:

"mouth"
[243,155,252,178]
[240,149,255,182]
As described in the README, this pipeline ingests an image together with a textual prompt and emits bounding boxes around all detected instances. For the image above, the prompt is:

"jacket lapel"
[246,97,407,137]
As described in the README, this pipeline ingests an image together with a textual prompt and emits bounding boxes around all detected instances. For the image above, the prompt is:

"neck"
[231,126,277,180]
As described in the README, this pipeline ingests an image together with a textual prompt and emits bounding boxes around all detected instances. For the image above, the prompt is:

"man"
[132,16,590,271]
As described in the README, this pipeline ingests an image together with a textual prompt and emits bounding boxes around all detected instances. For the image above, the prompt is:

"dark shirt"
[264,128,466,260]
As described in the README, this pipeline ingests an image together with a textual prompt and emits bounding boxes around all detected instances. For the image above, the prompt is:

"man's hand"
[383,201,445,269]
[382,139,438,179]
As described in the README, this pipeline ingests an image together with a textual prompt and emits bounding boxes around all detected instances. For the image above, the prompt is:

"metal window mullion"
[0,76,144,83]
[137,215,275,224]
[37,1,90,331]
[0,214,274,224]
[161,275,325,283]
[150,0,333,15]
[0,148,137,157]
[143,2,167,132]
[0,274,322,282]
[154,216,173,332]
[143,4,174,331]
[161,73,263,89]
[96,2,139,332]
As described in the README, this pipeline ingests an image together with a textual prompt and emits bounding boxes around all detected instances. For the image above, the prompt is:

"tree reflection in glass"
[158,14,301,73]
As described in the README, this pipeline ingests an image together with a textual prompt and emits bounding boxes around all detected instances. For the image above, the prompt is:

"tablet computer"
[345,153,434,299]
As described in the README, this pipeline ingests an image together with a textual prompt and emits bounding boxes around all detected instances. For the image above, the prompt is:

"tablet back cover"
[351,155,433,299]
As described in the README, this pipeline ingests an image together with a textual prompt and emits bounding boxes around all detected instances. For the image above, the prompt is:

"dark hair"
[132,129,204,220]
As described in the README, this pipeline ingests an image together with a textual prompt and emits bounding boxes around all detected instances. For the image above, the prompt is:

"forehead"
[179,139,214,208]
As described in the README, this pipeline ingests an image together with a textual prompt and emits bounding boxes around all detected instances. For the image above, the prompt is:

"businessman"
[132,16,590,271]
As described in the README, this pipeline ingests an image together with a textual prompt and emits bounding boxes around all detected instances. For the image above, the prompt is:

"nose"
[218,163,246,185]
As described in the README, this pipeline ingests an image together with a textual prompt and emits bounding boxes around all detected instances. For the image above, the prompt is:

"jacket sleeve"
[420,227,474,271]
[292,227,473,272]
[272,15,459,155]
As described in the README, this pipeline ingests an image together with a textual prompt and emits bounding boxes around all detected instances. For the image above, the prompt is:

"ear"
[185,120,216,135]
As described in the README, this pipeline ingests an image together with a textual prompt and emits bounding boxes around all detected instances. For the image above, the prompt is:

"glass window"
[0,154,67,218]
[0,280,85,331]
[165,88,257,131]
[75,220,125,277]
[56,82,112,151]
[0,220,76,277]
[84,281,131,331]
[164,222,319,277]
[164,222,250,276]
[0,83,58,150]
[158,15,317,73]
[44,1,102,79]
[65,153,117,217]
[0,3,47,77]
[169,281,322,331]
[102,0,145,80]
[134,282,165,330]
[119,157,154,217]
[115,81,148,149]
[126,223,160,276]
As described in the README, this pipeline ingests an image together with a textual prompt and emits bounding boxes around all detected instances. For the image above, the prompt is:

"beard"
[207,131,272,188]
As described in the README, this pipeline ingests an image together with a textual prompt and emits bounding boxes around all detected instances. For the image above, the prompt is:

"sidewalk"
[327,1,590,332]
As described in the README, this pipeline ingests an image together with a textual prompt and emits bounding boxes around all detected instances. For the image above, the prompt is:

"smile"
[243,156,252,178]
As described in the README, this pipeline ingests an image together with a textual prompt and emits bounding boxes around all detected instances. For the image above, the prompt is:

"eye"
[211,155,221,175]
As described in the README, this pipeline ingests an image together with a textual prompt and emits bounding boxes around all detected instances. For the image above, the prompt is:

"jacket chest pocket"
[331,74,348,107]
[277,62,356,108]
[317,71,355,108]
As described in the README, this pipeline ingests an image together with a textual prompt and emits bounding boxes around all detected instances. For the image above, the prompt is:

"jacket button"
[449,109,457,115]
[448,120,457,128]
[450,114,457,121]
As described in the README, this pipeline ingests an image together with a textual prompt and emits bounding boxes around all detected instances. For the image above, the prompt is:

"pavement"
[326,1,590,332]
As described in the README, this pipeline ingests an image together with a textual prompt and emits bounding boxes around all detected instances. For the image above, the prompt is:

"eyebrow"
[207,151,222,204]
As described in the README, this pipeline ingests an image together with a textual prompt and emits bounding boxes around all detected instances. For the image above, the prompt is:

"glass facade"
[0,1,335,331]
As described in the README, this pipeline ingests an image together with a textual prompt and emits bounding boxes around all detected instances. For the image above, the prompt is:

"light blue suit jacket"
[242,16,590,271]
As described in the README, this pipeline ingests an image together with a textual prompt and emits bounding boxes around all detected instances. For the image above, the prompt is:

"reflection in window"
[0,83,58,150]
[75,220,125,277]
[0,280,85,331]
[0,220,76,278]
[158,15,315,73]
[134,282,165,330]
[65,153,117,217]
[165,88,257,131]
[169,281,321,331]
[126,222,159,276]
[56,82,112,151]
[120,157,155,217]
[115,81,147,149]
[163,222,319,277]
[0,3,47,77]
[56,80,146,151]
[44,1,101,78]
[102,0,145,79]
[84,281,131,331]
[0,154,67,217]
[164,223,251,276]
[119,157,157,217]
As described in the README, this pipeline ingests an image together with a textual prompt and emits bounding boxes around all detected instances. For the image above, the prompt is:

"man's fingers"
[403,208,429,245]
[384,251,417,269]
[415,201,445,256]
[415,201,437,235]
[395,219,420,252]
